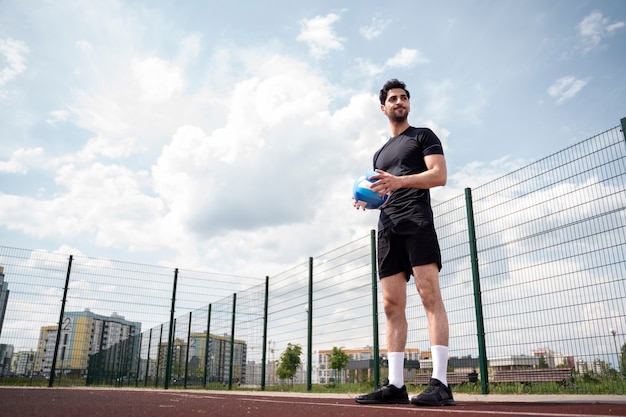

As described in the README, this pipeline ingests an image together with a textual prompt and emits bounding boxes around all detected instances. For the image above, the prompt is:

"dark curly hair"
[379,79,410,105]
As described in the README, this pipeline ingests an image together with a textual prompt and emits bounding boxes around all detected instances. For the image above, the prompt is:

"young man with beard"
[355,79,454,407]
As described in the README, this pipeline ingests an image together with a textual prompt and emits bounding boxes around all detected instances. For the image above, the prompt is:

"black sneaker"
[410,378,455,406]
[355,381,409,404]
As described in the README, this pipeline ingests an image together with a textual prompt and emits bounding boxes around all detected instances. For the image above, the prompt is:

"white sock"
[431,345,449,386]
[387,352,405,388]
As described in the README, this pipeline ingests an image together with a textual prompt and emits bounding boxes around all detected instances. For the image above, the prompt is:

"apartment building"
[36,309,141,376]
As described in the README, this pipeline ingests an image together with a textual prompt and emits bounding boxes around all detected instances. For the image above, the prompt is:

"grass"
[245,377,626,396]
[1,376,624,395]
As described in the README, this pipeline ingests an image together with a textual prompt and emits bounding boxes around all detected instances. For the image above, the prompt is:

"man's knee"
[383,297,406,320]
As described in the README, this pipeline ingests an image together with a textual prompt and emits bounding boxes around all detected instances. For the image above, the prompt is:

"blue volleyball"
[353,171,389,210]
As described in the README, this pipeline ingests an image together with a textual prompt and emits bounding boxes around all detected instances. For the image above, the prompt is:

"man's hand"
[352,196,366,211]
[369,170,398,196]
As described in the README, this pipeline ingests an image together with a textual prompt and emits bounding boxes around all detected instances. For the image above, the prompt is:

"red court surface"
[1,387,625,417]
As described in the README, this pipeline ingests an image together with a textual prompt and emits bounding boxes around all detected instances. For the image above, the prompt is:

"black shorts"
[377,220,442,280]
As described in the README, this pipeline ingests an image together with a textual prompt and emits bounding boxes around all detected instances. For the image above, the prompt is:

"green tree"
[276,343,302,386]
[327,346,350,384]
[538,355,548,368]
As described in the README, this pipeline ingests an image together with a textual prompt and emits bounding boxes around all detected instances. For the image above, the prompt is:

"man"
[355,79,454,407]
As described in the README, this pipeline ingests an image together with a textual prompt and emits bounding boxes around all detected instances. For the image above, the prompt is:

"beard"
[388,107,408,123]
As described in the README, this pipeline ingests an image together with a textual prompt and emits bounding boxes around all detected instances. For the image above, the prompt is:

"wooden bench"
[414,372,476,385]
[492,368,573,386]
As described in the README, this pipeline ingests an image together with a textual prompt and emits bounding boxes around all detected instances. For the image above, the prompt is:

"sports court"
[1,387,625,417]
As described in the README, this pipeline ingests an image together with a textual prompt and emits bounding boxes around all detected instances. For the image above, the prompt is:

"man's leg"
[381,273,408,388]
[413,263,448,346]
[411,263,454,406]
[355,272,409,404]
[414,262,448,382]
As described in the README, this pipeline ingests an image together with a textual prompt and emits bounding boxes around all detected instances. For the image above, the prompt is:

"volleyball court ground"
[0,387,626,417]
[1,387,625,417]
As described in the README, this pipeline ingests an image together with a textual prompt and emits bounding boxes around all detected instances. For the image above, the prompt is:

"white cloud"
[0,147,44,174]
[577,11,625,53]
[178,34,202,65]
[0,0,623,366]
[359,16,390,40]
[385,47,429,68]
[76,135,144,161]
[297,13,345,58]
[547,76,588,104]
[0,37,28,98]
[359,47,428,76]
[142,53,390,272]
[46,110,70,124]
[0,161,166,252]
[131,57,186,102]
[152,55,344,234]
[447,156,529,193]
[66,50,201,158]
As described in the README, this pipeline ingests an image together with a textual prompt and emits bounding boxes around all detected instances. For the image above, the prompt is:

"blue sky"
[0,0,625,278]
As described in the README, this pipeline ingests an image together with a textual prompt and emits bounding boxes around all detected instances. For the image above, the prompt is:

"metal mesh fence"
[0,119,625,394]
[469,124,626,392]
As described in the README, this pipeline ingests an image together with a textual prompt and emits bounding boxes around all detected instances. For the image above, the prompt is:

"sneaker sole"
[410,398,456,406]
[356,399,410,405]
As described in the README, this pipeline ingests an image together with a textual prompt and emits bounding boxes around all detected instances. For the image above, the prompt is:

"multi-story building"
[488,354,540,370]
[36,325,57,375]
[0,343,14,376]
[36,309,141,377]
[11,350,36,376]
[489,348,573,371]
[419,354,480,374]
[192,332,247,384]
[532,347,573,368]
[318,346,421,384]
[154,332,247,384]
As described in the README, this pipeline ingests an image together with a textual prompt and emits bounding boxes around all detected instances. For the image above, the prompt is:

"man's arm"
[370,154,447,194]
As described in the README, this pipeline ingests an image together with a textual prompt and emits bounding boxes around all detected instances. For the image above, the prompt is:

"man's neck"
[389,120,410,138]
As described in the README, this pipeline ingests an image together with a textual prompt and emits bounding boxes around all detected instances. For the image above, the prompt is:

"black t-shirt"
[373,126,444,229]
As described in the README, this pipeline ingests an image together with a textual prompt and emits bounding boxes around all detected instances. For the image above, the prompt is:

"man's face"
[381,88,410,122]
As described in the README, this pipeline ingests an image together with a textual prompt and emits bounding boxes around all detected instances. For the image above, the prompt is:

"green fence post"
[464,188,489,394]
[107,347,114,385]
[49,254,73,387]
[307,257,314,391]
[125,339,131,386]
[171,319,177,382]
[261,276,269,390]
[203,304,212,388]
[184,311,192,388]
[121,340,127,386]
[145,328,152,387]
[164,268,179,389]
[155,324,163,387]
[119,338,126,386]
[86,353,93,386]
[85,350,94,386]
[122,338,129,386]
[114,342,121,387]
[370,230,380,389]
[134,333,142,387]
[228,293,237,390]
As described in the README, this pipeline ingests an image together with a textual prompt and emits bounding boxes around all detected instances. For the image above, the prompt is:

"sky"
[1,0,625,282]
